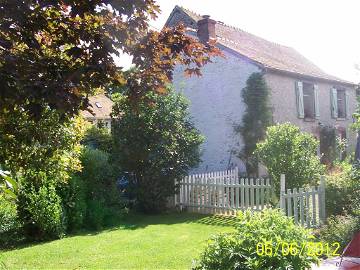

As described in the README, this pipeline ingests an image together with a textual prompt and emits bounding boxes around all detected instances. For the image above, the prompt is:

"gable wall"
[265,71,357,148]
[173,49,261,174]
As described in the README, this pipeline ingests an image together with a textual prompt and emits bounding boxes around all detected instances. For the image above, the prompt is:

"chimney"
[197,15,216,43]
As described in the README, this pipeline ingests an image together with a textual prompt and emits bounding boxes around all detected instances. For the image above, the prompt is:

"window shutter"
[345,91,350,119]
[331,87,338,118]
[314,84,320,119]
[295,81,304,118]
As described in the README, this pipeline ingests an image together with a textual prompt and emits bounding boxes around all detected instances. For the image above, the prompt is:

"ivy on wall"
[237,72,272,176]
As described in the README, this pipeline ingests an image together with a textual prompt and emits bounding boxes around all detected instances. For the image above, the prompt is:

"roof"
[166,6,355,86]
[81,94,113,119]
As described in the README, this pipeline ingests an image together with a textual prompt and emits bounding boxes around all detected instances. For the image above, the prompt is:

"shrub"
[77,147,123,230]
[0,195,21,247]
[325,163,354,216]
[112,89,204,213]
[320,214,360,250]
[0,108,85,240]
[18,183,65,239]
[80,147,119,204]
[86,200,106,230]
[255,123,325,193]
[60,175,87,232]
[194,209,319,270]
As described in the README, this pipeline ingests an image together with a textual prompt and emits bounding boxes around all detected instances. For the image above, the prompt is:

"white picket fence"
[175,168,326,227]
[279,174,326,227]
[175,167,272,215]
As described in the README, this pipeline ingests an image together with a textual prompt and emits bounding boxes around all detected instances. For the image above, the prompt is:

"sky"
[117,0,360,83]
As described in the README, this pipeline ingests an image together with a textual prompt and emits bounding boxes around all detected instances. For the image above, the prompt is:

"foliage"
[319,125,337,165]
[112,89,204,213]
[193,209,319,270]
[348,161,360,214]
[0,107,85,239]
[21,183,65,239]
[0,1,221,120]
[325,162,358,216]
[77,147,123,229]
[82,125,113,153]
[60,175,87,232]
[0,195,21,247]
[86,200,106,230]
[237,73,272,176]
[0,168,18,199]
[320,214,360,250]
[255,123,324,192]
[0,107,85,185]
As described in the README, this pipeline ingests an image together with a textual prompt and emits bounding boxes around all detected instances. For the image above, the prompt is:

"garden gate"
[175,167,272,215]
[279,174,326,227]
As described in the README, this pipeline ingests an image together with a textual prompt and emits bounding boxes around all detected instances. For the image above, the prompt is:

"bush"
[60,175,87,232]
[256,123,324,192]
[325,163,353,216]
[0,195,21,247]
[0,108,85,240]
[112,89,204,213]
[86,200,106,230]
[320,214,360,250]
[77,147,123,230]
[194,209,319,270]
[20,184,65,239]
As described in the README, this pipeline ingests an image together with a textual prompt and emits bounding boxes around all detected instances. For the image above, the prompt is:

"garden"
[1,1,360,270]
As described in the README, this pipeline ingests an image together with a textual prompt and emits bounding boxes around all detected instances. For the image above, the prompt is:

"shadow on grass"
[1,211,237,252]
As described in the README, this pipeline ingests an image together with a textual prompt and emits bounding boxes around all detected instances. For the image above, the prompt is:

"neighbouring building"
[81,93,113,130]
[165,6,357,174]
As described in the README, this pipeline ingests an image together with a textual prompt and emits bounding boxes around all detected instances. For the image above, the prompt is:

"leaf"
[4,175,18,192]
[3,188,16,199]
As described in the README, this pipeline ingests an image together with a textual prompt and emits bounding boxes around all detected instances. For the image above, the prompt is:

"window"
[95,102,102,108]
[295,81,319,119]
[337,89,346,118]
[303,82,315,118]
[331,87,349,119]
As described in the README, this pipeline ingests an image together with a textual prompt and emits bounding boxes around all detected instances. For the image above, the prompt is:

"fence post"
[319,175,326,224]
[279,174,286,211]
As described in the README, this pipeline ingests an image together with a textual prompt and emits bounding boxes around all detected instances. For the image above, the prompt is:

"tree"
[0,107,85,238]
[0,1,221,238]
[0,1,222,120]
[112,88,204,213]
[237,73,272,176]
[255,123,324,192]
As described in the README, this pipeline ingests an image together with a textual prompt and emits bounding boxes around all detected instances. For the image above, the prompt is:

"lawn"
[0,212,236,269]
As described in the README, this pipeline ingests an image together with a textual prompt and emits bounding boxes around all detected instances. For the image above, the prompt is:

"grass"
[0,212,236,269]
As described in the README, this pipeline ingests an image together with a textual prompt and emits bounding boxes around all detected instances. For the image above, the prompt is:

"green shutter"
[314,84,320,119]
[295,81,304,118]
[345,91,350,119]
[331,87,338,119]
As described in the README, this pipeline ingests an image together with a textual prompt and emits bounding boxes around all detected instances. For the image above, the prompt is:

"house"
[81,94,113,130]
[165,6,357,174]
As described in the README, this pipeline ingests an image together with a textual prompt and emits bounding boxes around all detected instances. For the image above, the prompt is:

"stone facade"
[172,48,261,173]
[265,71,357,148]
